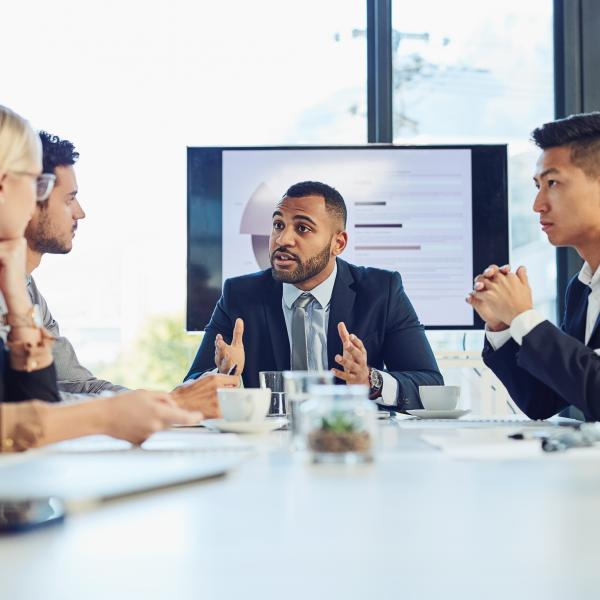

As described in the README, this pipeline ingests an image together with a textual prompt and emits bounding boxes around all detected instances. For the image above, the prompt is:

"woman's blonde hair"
[0,105,41,175]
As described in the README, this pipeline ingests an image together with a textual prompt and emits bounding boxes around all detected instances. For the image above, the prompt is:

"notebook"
[0,431,251,503]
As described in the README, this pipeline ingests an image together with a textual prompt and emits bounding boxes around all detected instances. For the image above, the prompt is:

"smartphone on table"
[0,497,65,533]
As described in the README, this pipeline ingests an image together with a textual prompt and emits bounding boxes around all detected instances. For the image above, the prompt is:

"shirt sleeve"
[28,277,128,395]
[485,327,512,351]
[378,371,398,406]
[509,309,546,346]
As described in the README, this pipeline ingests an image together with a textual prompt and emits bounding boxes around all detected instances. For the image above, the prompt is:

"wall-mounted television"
[187,145,508,331]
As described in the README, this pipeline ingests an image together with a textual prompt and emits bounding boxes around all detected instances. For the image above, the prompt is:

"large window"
[391,0,555,349]
[2,1,556,385]
[1,1,366,388]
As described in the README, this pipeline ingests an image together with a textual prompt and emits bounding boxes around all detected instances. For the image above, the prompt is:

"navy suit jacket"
[483,275,600,421]
[185,259,443,410]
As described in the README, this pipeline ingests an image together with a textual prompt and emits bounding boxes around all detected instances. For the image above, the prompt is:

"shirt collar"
[578,262,600,290]
[282,262,338,310]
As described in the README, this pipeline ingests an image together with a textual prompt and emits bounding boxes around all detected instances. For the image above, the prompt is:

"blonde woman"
[0,105,201,450]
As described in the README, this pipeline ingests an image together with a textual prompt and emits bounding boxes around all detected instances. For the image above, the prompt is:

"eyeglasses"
[34,173,56,202]
[9,171,56,202]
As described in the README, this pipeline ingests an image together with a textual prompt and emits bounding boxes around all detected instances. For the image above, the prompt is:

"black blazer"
[185,259,443,410]
[0,339,60,404]
[483,275,600,421]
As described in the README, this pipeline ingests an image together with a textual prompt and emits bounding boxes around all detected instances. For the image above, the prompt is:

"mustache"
[270,247,300,261]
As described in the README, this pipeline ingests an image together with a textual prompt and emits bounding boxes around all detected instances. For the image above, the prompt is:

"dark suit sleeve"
[483,321,600,420]
[184,280,235,381]
[382,272,444,410]
[5,362,60,403]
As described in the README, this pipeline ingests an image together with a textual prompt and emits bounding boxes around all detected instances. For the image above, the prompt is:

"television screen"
[187,145,508,331]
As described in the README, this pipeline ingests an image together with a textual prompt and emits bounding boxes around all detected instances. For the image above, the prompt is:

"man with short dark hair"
[468,112,600,420]
[0,131,238,413]
[186,180,443,411]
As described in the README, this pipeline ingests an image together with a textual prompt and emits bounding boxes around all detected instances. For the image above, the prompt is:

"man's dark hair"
[531,112,600,178]
[39,130,79,174]
[284,181,347,228]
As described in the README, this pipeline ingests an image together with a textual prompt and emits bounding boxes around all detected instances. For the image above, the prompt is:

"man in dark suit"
[467,112,600,421]
[185,181,442,411]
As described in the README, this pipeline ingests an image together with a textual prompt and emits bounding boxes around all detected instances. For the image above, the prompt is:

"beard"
[25,212,72,255]
[270,240,332,284]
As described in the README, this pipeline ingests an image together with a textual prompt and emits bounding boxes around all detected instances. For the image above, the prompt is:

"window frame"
[368,0,598,323]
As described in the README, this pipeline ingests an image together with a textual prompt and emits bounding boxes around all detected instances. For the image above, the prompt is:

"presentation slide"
[221,148,473,327]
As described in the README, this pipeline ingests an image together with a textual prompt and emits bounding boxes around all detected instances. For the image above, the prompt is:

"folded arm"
[484,320,600,420]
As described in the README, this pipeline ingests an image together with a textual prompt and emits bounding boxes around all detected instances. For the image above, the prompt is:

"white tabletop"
[2,416,600,599]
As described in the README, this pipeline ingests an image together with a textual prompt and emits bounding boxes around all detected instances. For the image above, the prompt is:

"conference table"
[2,415,600,600]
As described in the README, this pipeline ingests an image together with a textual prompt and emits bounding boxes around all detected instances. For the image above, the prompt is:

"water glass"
[283,371,334,448]
[259,371,286,417]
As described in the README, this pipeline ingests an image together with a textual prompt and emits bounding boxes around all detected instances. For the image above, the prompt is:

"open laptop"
[0,431,251,503]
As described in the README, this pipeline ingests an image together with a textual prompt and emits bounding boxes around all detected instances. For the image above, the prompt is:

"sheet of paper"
[421,428,600,460]
[45,430,253,453]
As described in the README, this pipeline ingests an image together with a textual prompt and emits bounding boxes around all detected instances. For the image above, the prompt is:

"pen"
[227,364,237,376]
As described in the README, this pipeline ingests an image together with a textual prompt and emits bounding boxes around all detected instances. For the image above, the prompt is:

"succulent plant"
[319,412,358,434]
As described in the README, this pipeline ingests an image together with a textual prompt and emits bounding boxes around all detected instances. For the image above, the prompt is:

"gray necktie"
[291,293,313,370]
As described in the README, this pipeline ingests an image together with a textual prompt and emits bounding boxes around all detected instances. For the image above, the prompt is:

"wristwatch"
[368,367,384,399]
[0,304,43,329]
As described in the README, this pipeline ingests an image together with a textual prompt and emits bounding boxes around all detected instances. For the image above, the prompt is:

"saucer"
[406,409,471,420]
[202,418,286,434]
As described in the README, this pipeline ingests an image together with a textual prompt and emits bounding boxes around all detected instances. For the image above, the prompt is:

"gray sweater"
[0,276,128,401]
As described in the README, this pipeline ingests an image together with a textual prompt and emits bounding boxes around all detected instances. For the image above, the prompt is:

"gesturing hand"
[214,318,245,375]
[172,373,240,418]
[331,322,370,385]
[105,390,203,445]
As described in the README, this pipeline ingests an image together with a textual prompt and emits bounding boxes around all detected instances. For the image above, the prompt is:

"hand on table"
[171,373,240,418]
[104,390,203,445]
[331,322,370,385]
[466,264,533,328]
[215,318,245,375]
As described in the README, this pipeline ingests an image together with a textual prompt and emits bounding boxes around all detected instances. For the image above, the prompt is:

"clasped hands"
[213,318,371,386]
[466,264,534,330]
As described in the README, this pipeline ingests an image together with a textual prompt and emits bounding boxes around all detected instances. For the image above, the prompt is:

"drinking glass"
[259,371,286,417]
[283,371,334,448]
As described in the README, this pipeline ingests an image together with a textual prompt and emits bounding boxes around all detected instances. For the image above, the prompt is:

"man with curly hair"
[20,132,107,396]
[0,131,238,413]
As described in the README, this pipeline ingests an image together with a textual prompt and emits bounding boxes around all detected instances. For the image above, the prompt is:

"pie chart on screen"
[239,181,277,270]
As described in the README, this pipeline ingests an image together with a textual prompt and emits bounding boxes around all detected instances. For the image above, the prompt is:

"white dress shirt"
[281,263,398,406]
[486,262,600,350]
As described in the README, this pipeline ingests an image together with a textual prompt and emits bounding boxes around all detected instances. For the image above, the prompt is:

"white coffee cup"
[217,388,271,422]
[418,386,460,411]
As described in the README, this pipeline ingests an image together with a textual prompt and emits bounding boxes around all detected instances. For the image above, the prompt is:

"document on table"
[45,430,254,454]
[421,428,600,460]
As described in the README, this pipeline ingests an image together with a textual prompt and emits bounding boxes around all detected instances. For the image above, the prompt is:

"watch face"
[370,369,383,389]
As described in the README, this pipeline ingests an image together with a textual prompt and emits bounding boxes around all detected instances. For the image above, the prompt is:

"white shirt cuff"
[509,309,545,346]
[485,327,512,351]
[378,371,398,406]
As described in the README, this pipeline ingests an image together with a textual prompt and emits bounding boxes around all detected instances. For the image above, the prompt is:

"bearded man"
[185,181,442,411]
